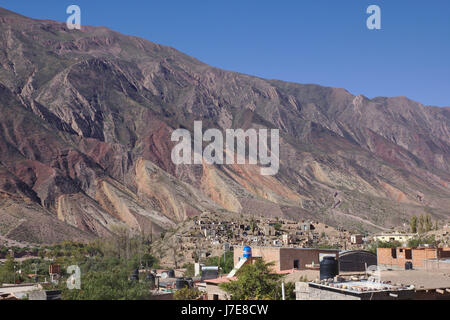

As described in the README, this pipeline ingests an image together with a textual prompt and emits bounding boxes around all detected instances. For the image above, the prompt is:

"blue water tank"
[243,246,252,258]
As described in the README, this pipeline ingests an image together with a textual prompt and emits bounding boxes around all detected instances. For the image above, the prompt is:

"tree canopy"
[219,259,294,300]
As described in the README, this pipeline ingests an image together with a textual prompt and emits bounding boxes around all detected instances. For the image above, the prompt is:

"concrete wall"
[424,260,450,271]
[296,283,415,300]
[295,283,359,300]
[308,286,361,300]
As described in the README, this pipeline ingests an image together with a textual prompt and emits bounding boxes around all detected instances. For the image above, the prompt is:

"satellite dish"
[161,272,168,279]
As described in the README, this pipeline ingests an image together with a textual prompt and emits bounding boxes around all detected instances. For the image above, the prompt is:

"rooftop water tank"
[320,256,339,280]
[243,246,252,258]
[176,278,189,290]
[168,269,175,278]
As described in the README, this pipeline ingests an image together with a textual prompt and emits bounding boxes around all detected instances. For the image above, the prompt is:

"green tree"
[283,282,296,300]
[418,215,424,234]
[174,287,202,300]
[425,214,433,232]
[273,223,282,232]
[61,267,152,300]
[3,255,15,272]
[219,259,284,300]
[205,251,234,274]
[250,218,258,234]
[410,215,418,233]
[0,255,16,284]
[407,235,437,247]
[367,241,402,254]
[183,263,195,277]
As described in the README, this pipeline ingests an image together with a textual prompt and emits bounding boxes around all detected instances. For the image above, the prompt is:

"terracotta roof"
[204,277,237,284]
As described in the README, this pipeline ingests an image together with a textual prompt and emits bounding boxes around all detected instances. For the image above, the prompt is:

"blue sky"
[2,0,450,106]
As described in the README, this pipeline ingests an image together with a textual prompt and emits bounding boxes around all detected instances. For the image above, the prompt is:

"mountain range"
[0,7,449,244]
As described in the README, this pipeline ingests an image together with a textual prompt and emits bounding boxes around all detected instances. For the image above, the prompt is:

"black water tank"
[168,269,175,278]
[405,261,413,270]
[185,277,193,288]
[320,256,339,280]
[176,278,189,290]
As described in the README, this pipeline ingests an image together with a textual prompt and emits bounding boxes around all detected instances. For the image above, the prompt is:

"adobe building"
[350,234,363,245]
[202,277,234,300]
[377,247,450,270]
[373,233,415,245]
[233,246,339,272]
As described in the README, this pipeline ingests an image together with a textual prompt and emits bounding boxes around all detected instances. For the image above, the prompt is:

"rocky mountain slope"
[0,7,449,243]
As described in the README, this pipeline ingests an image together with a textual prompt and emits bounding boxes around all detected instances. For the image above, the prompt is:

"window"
[213,294,219,301]
[391,248,397,259]
[405,249,412,260]
[293,260,300,270]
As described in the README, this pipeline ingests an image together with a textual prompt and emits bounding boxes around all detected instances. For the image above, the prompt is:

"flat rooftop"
[380,270,450,291]
[0,284,41,295]
[309,280,412,295]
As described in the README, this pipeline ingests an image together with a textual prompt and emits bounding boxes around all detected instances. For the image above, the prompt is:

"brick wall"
[279,248,339,271]
[233,246,281,271]
[234,246,339,272]
[439,248,450,259]
[377,248,438,269]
